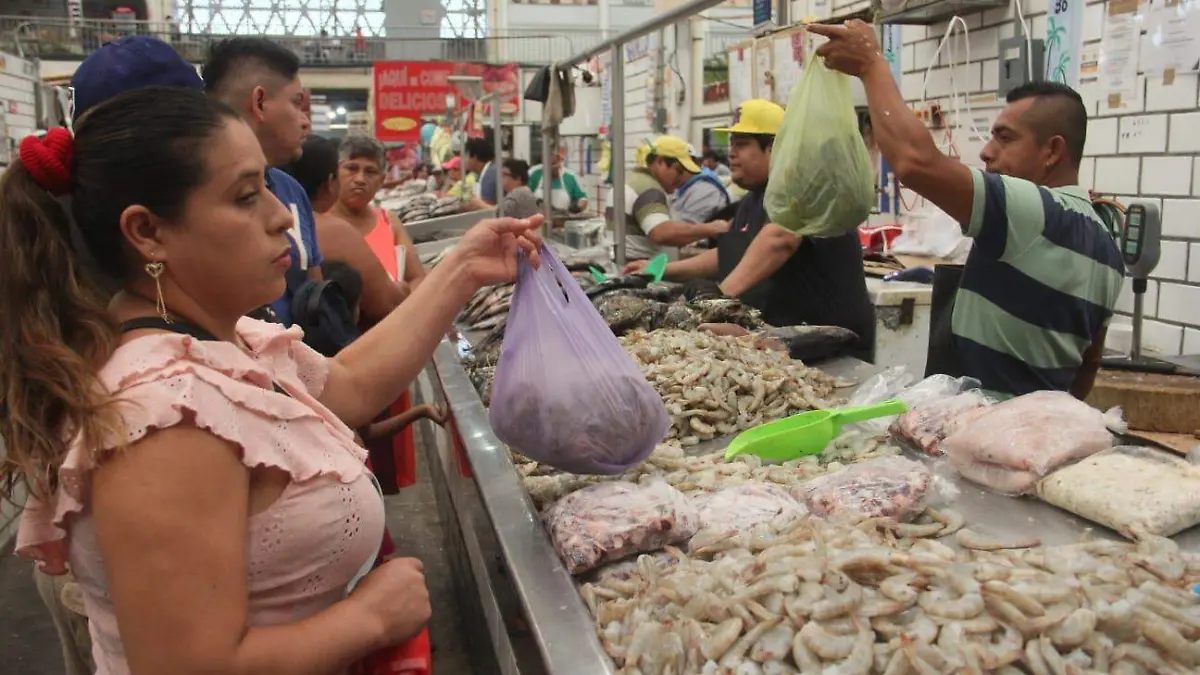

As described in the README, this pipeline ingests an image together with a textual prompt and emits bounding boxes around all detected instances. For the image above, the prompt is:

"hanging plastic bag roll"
[488,245,671,475]
[764,56,876,238]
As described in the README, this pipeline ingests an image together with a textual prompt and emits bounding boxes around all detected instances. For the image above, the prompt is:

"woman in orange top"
[282,135,406,324]
[327,136,425,294]
[327,136,427,492]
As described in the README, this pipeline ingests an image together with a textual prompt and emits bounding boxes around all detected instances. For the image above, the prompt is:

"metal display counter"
[413,339,612,675]
[405,207,497,243]
[413,339,1200,674]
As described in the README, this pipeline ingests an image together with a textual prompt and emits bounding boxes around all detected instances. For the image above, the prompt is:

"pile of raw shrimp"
[580,513,1200,675]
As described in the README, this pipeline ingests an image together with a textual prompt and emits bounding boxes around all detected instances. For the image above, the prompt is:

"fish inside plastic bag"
[488,246,670,475]
[795,456,933,524]
[943,391,1125,495]
[1038,446,1200,538]
[764,57,875,238]
[544,480,700,574]
[890,389,994,456]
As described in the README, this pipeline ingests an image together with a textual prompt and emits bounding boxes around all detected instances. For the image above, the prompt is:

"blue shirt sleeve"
[479,164,498,205]
[297,188,323,267]
[268,168,323,269]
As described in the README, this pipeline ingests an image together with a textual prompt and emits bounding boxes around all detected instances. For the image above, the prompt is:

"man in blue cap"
[69,36,323,326]
[70,35,206,125]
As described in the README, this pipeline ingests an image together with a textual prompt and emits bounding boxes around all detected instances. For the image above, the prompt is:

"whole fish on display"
[584,275,652,301]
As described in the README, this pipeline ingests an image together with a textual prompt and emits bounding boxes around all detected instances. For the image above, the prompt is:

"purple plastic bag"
[488,246,670,475]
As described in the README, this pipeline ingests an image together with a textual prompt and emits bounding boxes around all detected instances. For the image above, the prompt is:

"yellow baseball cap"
[714,99,785,136]
[646,135,701,173]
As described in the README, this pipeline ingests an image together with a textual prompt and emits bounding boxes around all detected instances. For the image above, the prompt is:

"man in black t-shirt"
[626,99,875,357]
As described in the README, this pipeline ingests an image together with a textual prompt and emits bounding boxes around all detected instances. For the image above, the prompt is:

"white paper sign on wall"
[1045,0,1086,87]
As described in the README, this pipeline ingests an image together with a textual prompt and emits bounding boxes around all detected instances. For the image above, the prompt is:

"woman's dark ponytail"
[0,160,120,501]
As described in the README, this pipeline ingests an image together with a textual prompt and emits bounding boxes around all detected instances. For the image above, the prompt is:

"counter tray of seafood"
[380,177,497,246]
[430,250,1200,675]
[505,380,1200,675]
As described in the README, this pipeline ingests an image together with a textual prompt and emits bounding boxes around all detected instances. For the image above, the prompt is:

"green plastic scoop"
[724,399,910,462]
[589,253,669,283]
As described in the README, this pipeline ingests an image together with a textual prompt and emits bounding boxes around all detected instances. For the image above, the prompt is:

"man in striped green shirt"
[812,22,1123,399]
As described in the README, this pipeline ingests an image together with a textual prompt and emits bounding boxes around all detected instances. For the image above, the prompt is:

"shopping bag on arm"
[765,55,876,238]
[489,246,670,475]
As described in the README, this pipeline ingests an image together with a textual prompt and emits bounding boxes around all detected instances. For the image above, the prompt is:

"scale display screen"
[1118,202,1161,278]
[1123,206,1145,263]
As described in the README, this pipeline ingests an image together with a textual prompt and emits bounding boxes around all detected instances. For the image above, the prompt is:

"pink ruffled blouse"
[16,318,386,675]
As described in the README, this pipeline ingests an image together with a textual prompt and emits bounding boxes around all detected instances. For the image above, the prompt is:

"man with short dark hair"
[812,21,1123,399]
[204,37,322,325]
[701,148,731,178]
[463,136,498,206]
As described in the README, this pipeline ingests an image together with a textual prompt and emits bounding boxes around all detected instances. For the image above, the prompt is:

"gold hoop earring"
[144,261,170,323]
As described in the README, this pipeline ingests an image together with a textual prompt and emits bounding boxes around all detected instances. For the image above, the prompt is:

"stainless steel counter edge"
[432,338,617,675]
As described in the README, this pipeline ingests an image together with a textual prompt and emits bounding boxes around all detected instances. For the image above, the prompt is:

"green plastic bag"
[765,56,875,238]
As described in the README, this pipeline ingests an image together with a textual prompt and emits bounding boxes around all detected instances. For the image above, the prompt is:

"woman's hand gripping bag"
[765,56,876,238]
[488,246,670,475]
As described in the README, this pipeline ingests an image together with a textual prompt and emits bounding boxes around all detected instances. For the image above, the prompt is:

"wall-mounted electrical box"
[878,0,1008,25]
[997,36,1046,97]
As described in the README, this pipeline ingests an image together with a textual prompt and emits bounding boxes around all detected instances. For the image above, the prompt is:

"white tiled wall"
[895,1,1200,355]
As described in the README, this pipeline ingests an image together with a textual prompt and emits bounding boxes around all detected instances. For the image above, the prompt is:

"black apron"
[717,203,777,318]
[716,191,876,355]
[924,264,967,379]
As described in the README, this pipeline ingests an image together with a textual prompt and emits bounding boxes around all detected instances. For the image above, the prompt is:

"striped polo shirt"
[604,167,672,260]
[951,168,1125,398]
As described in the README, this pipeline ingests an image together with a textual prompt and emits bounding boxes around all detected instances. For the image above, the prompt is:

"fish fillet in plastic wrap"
[796,456,932,523]
[544,480,700,574]
[890,390,993,455]
[692,482,806,534]
[943,390,1122,495]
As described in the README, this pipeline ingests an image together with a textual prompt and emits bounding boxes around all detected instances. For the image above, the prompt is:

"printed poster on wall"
[597,53,613,134]
[373,62,520,142]
[728,43,754,108]
[881,24,903,85]
[1045,0,1086,86]
[753,38,774,101]
[1143,0,1200,79]
[772,28,805,105]
[1098,0,1143,108]
[879,24,903,213]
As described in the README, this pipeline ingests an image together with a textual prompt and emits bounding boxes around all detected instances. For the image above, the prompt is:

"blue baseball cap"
[71,36,204,125]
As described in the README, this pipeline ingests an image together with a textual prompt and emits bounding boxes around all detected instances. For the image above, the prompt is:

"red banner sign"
[373,61,520,142]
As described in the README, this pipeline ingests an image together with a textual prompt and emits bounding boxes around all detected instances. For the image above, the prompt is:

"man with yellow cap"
[643,135,731,229]
[606,137,731,260]
[627,100,874,354]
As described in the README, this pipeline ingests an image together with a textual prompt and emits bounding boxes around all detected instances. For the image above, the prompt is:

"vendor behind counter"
[811,21,1122,400]
[626,99,875,359]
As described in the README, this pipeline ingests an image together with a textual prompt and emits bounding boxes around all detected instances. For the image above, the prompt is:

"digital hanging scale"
[1101,202,1178,374]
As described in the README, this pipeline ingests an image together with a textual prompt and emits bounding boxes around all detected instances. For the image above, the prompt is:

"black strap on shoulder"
[119,316,219,341]
[118,316,292,398]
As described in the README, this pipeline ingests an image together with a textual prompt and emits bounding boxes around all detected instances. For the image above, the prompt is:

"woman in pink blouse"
[1,87,541,674]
